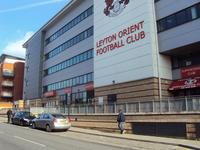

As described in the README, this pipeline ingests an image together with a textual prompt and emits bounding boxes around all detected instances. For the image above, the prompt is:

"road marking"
[14,136,46,147]
[0,131,4,134]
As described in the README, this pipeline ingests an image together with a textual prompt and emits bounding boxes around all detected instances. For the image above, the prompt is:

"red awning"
[169,77,200,91]
[44,90,56,97]
[85,83,94,91]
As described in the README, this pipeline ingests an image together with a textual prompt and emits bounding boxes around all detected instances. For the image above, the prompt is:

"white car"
[31,113,71,132]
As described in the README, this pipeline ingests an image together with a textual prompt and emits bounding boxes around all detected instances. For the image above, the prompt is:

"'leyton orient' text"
[96,21,146,56]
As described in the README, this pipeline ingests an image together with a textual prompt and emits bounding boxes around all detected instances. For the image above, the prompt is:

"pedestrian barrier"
[29,96,200,115]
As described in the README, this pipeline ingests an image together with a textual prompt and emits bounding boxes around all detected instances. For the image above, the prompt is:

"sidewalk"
[69,127,200,150]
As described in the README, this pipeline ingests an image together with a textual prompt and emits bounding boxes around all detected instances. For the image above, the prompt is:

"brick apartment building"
[0,54,25,108]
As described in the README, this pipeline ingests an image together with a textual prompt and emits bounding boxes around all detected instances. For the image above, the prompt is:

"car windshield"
[52,114,65,119]
[23,112,34,117]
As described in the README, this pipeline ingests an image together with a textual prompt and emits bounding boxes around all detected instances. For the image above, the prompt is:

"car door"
[12,112,19,124]
[37,114,44,128]
[17,112,24,124]
[15,112,21,124]
[42,113,51,129]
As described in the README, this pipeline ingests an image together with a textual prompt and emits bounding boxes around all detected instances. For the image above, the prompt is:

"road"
[0,122,138,150]
[0,120,186,150]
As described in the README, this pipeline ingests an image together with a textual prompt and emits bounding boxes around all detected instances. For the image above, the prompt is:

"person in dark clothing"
[117,109,126,134]
[7,109,12,123]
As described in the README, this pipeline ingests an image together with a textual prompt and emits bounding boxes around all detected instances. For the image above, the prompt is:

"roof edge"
[23,0,78,48]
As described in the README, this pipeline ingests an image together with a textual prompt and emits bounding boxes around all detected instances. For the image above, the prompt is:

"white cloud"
[2,31,34,58]
[0,0,64,13]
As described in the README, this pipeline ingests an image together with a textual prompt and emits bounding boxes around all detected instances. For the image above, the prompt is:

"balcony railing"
[2,81,14,87]
[1,91,13,98]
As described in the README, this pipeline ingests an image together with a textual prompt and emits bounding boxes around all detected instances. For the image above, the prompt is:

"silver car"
[31,113,71,132]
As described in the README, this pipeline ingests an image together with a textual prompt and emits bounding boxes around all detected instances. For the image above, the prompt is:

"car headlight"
[23,118,29,122]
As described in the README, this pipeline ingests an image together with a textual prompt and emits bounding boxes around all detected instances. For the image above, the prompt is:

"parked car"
[31,113,71,132]
[12,111,35,126]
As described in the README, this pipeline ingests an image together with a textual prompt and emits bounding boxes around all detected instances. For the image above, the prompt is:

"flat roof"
[0,54,25,63]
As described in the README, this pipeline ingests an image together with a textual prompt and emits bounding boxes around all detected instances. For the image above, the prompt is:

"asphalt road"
[0,122,137,150]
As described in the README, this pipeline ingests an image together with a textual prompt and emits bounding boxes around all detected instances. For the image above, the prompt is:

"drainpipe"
[151,2,162,100]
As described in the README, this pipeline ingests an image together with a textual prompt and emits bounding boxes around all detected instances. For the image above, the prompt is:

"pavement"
[0,116,200,150]
[68,127,200,150]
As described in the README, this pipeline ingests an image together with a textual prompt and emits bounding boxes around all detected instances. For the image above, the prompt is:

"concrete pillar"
[186,123,197,140]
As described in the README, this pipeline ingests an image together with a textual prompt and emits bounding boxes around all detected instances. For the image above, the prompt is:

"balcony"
[2,81,14,87]
[3,71,14,77]
[1,91,13,98]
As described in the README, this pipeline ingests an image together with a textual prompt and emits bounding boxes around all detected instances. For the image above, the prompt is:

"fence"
[30,96,200,115]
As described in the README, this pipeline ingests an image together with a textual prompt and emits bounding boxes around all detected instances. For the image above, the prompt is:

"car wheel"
[20,120,24,126]
[46,125,51,132]
[64,129,69,132]
[32,123,36,129]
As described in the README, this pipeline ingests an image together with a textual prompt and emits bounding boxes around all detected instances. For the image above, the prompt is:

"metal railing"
[30,96,200,115]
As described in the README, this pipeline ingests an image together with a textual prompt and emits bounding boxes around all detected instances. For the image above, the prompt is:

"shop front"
[169,66,200,96]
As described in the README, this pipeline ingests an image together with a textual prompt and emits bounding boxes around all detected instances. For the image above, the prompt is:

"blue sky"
[0,0,69,58]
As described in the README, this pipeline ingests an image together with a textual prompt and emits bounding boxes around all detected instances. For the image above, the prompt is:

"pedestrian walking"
[117,109,126,134]
[7,109,12,123]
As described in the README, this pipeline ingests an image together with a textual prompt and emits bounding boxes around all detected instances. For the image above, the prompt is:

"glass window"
[72,78,76,86]
[87,73,92,82]
[76,77,80,85]
[53,84,56,90]
[83,52,87,60]
[76,55,80,63]
[60,82,63,89]
[166,15,176,29]
[176,11,187,25]
[72,57,76,65]
[69,59,72,66]
[69,79,72,86]
[83,75,87,83]
[198,4,200,17]
[63,81,67,87]
[65,80,69,87]
[46,26,93,59]
[88,50,93,58]
[190,6,198,19]
[157,3,200,32]
[80,53,84,62]
[53,66,56,73]
[157,19,166,32]
[79,76,84,84]
[59,64,62,70]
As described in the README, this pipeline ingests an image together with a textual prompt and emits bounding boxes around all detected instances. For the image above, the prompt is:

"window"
[190,6,198,19]
[44,49,93,76]
[176,11,187,25]
[45,72,93,92]
[71,91,90,104]
[198,4,200,17]
[166,15,176,29]
[45,27,93,59]
[45,6,93,45]
[172,53,200,69]
[72,78,76,86]
[157,3,200,32]
[157,19,166,32]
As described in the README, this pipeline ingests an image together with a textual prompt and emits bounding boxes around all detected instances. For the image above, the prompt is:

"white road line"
[14,136,46,147]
